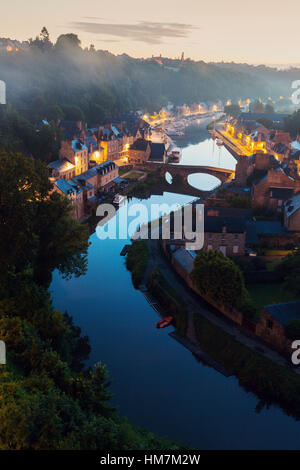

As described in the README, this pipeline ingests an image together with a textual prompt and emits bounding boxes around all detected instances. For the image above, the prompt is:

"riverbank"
[52,128,300,448]
[128,237,300,421]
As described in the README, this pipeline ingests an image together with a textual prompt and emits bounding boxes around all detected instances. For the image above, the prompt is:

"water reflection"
[50,124,300,449]
[173,123,236,171]
[187,172,221,191]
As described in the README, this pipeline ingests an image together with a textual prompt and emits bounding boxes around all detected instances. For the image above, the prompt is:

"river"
[51,122,300,449]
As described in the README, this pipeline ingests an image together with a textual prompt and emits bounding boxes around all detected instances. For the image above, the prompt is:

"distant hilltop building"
[0,38,29,52]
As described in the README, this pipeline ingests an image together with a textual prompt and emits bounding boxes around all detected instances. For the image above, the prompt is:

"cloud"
[70,20,198,45]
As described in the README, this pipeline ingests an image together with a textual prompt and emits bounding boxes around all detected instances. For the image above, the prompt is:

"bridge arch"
[161,163,235,184]
[187,172,221,191]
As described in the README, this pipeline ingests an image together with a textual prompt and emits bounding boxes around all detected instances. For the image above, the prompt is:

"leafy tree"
[284,109,300,138]
[55,34,81,53]
[250,99,265,113]
[256,116,275,129]
[224,104,241,118]
[0,151,89,286]
[0,152,180,450]
[285,319,300,341]
[265,103,274,113]
[61,105,85,121]
[275,247,300,294]
[191,250,257,319]
[40,27,50,43]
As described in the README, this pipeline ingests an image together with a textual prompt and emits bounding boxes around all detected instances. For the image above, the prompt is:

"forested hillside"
[0,29,297,126]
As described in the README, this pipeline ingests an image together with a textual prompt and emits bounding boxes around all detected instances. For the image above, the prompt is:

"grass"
[247,283,300,310]
[119,167,130,176]
[125,171,143,180]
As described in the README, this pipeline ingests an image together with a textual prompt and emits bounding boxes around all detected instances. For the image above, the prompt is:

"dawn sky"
[2,0,300,64]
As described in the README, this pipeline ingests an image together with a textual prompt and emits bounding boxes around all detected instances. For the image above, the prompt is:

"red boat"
[156,316,174,329]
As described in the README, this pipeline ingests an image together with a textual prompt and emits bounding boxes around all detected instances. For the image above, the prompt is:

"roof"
[246,220,285,245]
[254,220,285,234]
[273,143,289,154]
[291,140,300,151]
[237,112,289,125]
[48,159,75,173]
[55,179,82,196]
[72,177,94,191]
[113,177,126,184]
[148,143,166,162]
[205,216,246,233]
[204,207,252,219]
[85,136,98,152]
[72,139,87,153]
[72,160,118,183]
[269,187,294,200]
[256,167,294,186]
[172,247,194,274]
[245,221,259,245]
[130,138,150,151]
[99,127,114,140]
[111,125,121,137]
[59,121,82,140]
[290,149,300,160]
[264,302,300,325]
[222,183,250,195]
[284,192,300,218]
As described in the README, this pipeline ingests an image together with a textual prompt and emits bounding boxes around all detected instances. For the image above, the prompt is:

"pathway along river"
[51,122,300,449]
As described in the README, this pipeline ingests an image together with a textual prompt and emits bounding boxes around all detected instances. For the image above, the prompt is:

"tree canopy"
[191,250,257,320]
[0,151,180,449]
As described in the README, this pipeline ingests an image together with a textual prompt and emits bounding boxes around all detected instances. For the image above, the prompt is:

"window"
[207,244,213,250]
[233,245,239,254]
[267,319,273,329]
[234,234,238,240]
[219,246,226,256]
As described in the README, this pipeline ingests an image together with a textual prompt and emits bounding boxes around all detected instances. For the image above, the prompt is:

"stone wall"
[164,242,293,357]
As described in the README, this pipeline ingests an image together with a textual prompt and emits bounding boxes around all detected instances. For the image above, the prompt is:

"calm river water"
[51,123,300,449]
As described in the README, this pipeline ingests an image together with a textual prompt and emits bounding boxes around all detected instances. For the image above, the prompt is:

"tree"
[275,247,300,294]
[284,109,300,138]
[256,117,274,129]
[265,103,274,113]
[285,319,300,341]
[0,151,89,286]
[40,26,50,43]
[250,99,265,113]
[61,105,85,121]
[55,34,81,52]
[224,104,241,118]
[191,250,257,319]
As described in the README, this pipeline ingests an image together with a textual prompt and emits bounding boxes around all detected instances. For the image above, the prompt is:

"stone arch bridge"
[142,162,235,184]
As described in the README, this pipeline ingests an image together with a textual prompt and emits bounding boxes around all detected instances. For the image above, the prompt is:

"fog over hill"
[0,31,299,126]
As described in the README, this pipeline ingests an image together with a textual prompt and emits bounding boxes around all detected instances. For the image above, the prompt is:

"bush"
[285,319,300,341]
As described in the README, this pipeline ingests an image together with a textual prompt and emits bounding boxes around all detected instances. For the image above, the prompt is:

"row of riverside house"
[46,116,151,220]
[160,112,300,357]
[225,112,300,232]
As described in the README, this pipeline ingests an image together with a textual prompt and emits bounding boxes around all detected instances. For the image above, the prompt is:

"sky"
[2,0,300,65]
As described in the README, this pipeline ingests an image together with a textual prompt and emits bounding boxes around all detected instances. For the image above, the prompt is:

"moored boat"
[113,194,126,205]
[171,147,182,162]
[156,316,174,329]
